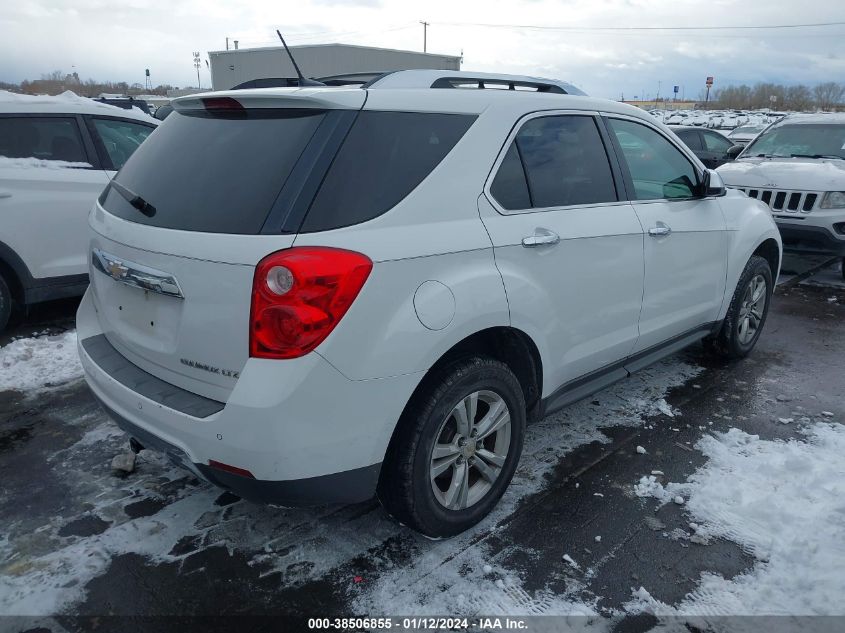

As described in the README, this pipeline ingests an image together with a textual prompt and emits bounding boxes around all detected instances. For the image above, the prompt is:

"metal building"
[208,43,462,91]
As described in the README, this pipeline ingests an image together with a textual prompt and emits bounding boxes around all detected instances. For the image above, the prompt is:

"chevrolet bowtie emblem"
[107,260,128,279]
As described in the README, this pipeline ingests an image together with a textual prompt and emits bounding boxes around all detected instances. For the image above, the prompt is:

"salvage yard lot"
[1,254,843,630]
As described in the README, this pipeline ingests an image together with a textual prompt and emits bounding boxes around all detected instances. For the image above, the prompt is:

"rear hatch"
[87,89,365,402]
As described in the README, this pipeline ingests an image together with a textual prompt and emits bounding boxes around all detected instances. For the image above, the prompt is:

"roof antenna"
[276,30,325,87]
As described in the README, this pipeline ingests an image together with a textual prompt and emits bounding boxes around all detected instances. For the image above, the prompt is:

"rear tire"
[841,256,844,281]
[0,273,12,334]
[378,357,526,538]
[707,255,773,359]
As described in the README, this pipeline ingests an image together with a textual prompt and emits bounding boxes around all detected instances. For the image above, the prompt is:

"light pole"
[193,52,201,89]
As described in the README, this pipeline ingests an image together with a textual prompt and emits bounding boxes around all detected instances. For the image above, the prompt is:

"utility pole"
[420,21,429,53]
[193,52,201,89]
[226,37,229,51]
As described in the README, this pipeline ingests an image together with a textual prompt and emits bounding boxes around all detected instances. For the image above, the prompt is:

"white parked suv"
[77,70,781,536]
[718,113,845,275]
[0,91,157,331]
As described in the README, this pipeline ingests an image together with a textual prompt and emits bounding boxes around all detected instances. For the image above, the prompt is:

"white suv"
[77,70,781,536]
[717,113,845,275]
[0,91,157,331]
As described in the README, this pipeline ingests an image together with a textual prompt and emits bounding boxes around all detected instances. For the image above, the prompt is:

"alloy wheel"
[737,273,767,345]
[429,390,512,510]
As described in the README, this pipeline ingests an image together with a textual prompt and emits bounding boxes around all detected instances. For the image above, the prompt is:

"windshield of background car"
[731,126,764,136]
[743,123,845,159]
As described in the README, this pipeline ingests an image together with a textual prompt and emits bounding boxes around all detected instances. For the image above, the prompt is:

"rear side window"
[675,129,702,150]
[490,115,617,211]
[92,118,155,170]
[300,111,476,233]
[101,109,326,234]
[0,117,88,164]
[489,144,531,210]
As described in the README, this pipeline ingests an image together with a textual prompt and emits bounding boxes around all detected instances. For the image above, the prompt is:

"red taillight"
[249,247,373,359]
[201,97,245,112]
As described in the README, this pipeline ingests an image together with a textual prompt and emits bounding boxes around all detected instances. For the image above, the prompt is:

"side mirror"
[726,144,744,159]
[701,169,726,197]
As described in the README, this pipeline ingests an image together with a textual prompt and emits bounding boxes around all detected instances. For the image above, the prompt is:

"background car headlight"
[820,191,845,209]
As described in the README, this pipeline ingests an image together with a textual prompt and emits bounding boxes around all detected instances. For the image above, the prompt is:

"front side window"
[743,123,845,159]
[702,131,733,153]
[92,118,155,169]
[608,118,699,200]
[0,116,88,164]
[490,115,617,210]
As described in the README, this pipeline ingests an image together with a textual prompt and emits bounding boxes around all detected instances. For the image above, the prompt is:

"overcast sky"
[1,0,843,99]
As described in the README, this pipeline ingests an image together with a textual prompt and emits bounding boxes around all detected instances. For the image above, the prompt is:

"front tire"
[378,357,526,538]
[708,255,773,359]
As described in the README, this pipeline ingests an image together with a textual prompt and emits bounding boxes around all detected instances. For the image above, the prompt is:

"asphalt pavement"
[0,254,843,632]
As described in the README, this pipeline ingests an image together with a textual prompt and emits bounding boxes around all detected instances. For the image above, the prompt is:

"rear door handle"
[0,191,11,199]
[648,223,672,237]
[522,228,560,247]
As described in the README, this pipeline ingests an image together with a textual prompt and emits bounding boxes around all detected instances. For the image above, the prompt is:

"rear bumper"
[77,289,422,505]
[776,222,845,255]
[93,394,381,505]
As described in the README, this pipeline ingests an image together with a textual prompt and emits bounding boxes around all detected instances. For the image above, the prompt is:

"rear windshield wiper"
[109,180,156,217]
[790,153,843,160]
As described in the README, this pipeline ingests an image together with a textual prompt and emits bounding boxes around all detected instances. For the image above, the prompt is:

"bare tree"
[785,85,813,111]
[813,82,845,111]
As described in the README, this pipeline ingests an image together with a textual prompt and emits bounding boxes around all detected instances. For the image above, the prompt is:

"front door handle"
[522,228,560,248]
[648,223,672,237]
[0,191,11,199]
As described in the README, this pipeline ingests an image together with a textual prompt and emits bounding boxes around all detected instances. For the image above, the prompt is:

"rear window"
[299,111,476,233]
[101,109,326,234]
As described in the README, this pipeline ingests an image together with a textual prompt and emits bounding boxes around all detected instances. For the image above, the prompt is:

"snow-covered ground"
[0,330,81,392]
[1,268,843,623]
[629,420,845,622]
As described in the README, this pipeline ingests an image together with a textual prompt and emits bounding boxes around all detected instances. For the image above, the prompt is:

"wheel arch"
[379,325,544,466]
[752,237,781,281]
[0,240,31,305]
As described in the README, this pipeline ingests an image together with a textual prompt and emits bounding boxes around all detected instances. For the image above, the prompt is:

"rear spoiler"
[171,88,367,112]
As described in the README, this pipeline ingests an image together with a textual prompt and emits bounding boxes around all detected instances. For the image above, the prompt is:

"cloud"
[0,0,843,97]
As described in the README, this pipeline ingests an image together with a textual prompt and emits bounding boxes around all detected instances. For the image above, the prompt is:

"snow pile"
[0,90,157,122]
[2,89,116,111]
[0,156,92,170]
[0,331,82,391]
[629,422,845,617]
[633,475,668,501]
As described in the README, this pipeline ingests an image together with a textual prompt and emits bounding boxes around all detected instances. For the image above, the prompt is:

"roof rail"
[366,70,586,96]
[430,76,565,93]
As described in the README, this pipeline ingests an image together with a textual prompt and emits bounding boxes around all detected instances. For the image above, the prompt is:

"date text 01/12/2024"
[307,617,529,630]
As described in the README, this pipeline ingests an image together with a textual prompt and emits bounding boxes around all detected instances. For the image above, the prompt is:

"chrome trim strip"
[91,248,184,299]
